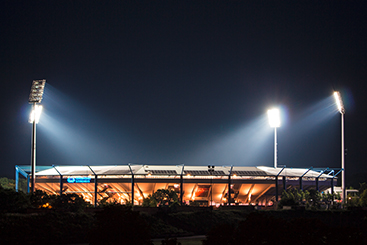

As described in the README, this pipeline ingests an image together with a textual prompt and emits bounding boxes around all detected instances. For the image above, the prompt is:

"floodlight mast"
[268,108,280,168]
[28,79,46,193]
[334,91,345,204]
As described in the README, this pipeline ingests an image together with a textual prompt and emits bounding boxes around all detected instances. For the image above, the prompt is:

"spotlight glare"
[333,91,345,114]
[29,105,43,124]
[267,108,281,128]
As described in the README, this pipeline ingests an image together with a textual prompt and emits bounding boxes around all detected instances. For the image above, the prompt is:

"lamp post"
[333,91,345,204]
[28,79,46,193]
[267,108,281,168]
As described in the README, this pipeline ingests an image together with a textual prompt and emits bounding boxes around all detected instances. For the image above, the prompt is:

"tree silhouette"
[143,189,179,207]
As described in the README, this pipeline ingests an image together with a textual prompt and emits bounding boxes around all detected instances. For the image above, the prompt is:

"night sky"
[1,1,366,185]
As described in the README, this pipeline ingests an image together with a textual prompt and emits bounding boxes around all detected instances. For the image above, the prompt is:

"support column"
[131,175,134,206]
[94,175,98,207]
[228,174,231,205]
[300,168,312,192]
[60,175,63,196]
[275,166,286,202]
[15,166,30,193]
[180,174,183,205]
[27,176,30,194]
[15,168,19,192]
[299,177,303,191]
[53,166,63,196]
[316,178,319,192]
[87,166,98,207]
[228,166,233,206]
[275,176,279,202]
[315,169,327,192]
[283,176,286,190]
[180,165,184,205]
[128,164,135,206]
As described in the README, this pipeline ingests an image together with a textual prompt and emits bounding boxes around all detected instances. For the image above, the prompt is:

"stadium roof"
[16,164,337,179]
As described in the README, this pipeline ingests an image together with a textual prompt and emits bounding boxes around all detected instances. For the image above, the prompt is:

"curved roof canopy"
[16,164,337,179]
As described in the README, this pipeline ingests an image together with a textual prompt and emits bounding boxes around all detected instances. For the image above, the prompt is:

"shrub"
[0,186,30,212]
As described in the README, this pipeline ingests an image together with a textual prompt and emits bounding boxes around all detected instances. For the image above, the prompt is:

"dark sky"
[1,1,366,184]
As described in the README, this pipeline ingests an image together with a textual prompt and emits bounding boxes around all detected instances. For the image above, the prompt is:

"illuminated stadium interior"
[15,165,339,206]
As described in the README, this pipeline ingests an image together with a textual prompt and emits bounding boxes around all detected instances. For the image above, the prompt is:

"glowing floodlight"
[267,108,281,128]
[267,108,281,168]
[334,91,345,204]
[29,105,43,124]
[333,91,345,114]
[28,79,46,193]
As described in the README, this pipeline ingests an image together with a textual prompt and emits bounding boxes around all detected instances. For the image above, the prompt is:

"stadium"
[15,164,340,207]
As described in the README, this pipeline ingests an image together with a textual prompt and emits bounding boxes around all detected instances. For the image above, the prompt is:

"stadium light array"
[28,79,46,193]
[334,91,345,204]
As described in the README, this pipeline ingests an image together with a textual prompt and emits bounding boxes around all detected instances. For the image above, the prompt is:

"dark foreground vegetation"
[1,182,367,244]
[204,210,367,244]
[1,204,367,244]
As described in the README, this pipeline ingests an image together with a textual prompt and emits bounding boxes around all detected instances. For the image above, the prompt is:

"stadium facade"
[15,164,340,206]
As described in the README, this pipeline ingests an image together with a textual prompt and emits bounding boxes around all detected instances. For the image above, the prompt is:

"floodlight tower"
[267,108,281,168]
[28,79,46,193]
[333,91,345,203]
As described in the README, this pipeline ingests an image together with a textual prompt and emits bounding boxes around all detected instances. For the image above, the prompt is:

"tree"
[0,177,28,192]
[278,188,305,208]
[0,185,30,212]
[142,189,179,207]
[304,189,321,209]
[359,182,367,194]
[30,190,53,208]
[51,193,90,211]
[29,190,90,211]
[359,189,367,207]
[0,177,15,189]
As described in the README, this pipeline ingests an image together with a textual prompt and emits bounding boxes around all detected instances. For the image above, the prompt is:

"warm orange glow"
[32,166,334,206]
[41,203,52,209]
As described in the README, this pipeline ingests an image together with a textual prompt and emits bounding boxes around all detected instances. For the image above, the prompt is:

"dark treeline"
[1,185,367,244]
